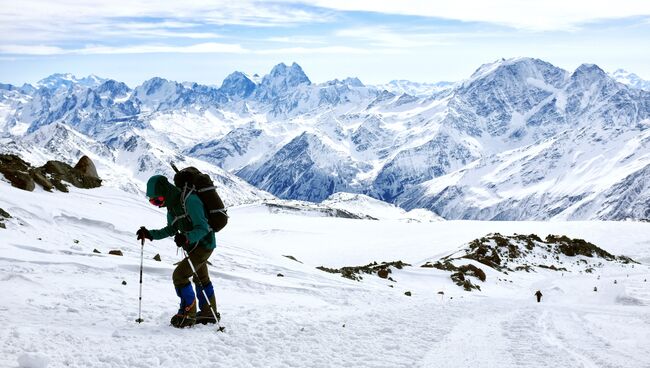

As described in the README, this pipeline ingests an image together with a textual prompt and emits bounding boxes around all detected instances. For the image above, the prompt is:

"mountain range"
[0,58,648,220]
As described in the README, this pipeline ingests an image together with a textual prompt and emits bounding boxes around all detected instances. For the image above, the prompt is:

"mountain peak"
[266,62,311,85]
[37,73,107,90]
[610,69,650,91]
[572,63,607,79]
[469,57,555,80]
[255,62,311,100]
[220,71,257,98]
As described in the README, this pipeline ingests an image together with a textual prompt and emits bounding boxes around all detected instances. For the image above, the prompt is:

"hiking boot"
[170,299,196,328]
[197,306,220,325]
[172,283,197,328]
[196,282,220,324]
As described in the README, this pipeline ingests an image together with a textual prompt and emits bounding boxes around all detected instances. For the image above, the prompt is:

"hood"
[146,175,180,207]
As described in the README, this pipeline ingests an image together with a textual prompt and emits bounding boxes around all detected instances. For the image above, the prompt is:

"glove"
[174,233,189,249]
[136,226,153,241]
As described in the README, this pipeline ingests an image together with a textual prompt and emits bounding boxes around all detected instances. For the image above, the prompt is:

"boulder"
[153,254,161,261]
[74,155,99,179]
[0,208,11,218]
[2,169,35,191]
[108,250,123,256]
[31,169,55,191]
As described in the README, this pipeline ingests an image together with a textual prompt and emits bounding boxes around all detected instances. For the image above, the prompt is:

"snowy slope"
[0,123,273,204]
[1,180,650,367]
[401,122,650,220]
[611,69,650,91]
[1,58,649,219]
[375,80,454,97]
[322,192,443,222]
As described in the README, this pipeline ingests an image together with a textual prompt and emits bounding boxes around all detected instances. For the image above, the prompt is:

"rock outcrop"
[0,154,102,192]
[422,233,637,291]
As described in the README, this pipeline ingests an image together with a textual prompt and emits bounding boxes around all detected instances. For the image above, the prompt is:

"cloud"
[304,0,650,31]
[0,1,332,42]
[265,36,328,45]
[335,27,452,48]
[0,45,66,55]
[254,46,375,55]
[0,42,247,55]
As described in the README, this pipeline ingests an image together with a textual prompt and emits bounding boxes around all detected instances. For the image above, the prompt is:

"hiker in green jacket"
[136,175,218,328]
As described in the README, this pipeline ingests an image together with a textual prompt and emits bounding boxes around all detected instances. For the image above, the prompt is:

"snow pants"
[172,246,213,288]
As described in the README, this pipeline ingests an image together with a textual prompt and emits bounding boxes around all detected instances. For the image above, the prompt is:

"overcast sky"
[1,0,649,87]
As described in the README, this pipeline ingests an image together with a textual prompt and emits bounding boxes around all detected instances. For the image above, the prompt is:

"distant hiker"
[593,286,598,292]
[534,290,543,303]
[136,175,218,328]
[614,280,618,284]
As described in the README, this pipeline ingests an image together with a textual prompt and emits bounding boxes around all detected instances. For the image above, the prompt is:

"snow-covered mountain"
[1,58,648,220]
[611,69,650,91]
[322,192,443,222]
[376,80,454,97]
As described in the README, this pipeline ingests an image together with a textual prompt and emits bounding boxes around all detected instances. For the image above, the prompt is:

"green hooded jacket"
[146,175,216,250]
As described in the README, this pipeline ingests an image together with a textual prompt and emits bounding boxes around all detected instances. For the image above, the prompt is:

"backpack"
[170,163,228,232]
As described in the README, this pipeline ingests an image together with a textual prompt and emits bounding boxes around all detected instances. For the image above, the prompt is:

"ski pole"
[182,248,225,332]
[135,238,144,323]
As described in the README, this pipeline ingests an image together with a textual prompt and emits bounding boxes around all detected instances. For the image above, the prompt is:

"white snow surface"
[322,192,443,222]
[1,182,649,368]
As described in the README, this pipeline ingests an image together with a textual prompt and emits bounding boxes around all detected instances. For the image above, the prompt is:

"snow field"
[1,182,649,367]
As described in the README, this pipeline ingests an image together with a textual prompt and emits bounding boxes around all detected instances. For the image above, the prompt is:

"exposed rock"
[277,273,284,277]
[93,249,101,253]
[2,168,35,191]
[31,169,55,191]
[537,264,568,271]
[431,233,636,291]
[545,234,627,261]
[108,250,123,256]
[427,261,485,291]
[283,255,302,263]
[0,154,102,192]
[404,291,412,296]
[377,269,389,279]
[43,160,102,190]
[0,208,10,218]
[317,260,410,281]
[74,155,99,178]
[122,280,127,285]
[153,254,161,262]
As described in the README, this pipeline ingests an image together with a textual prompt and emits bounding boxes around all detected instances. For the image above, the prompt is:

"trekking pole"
[182,248,225,332]
[135,238,145,323]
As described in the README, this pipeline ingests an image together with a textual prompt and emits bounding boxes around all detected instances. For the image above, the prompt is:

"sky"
[0,0,649,87]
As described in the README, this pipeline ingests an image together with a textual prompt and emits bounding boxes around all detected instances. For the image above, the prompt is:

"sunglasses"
[149,196,165,206]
